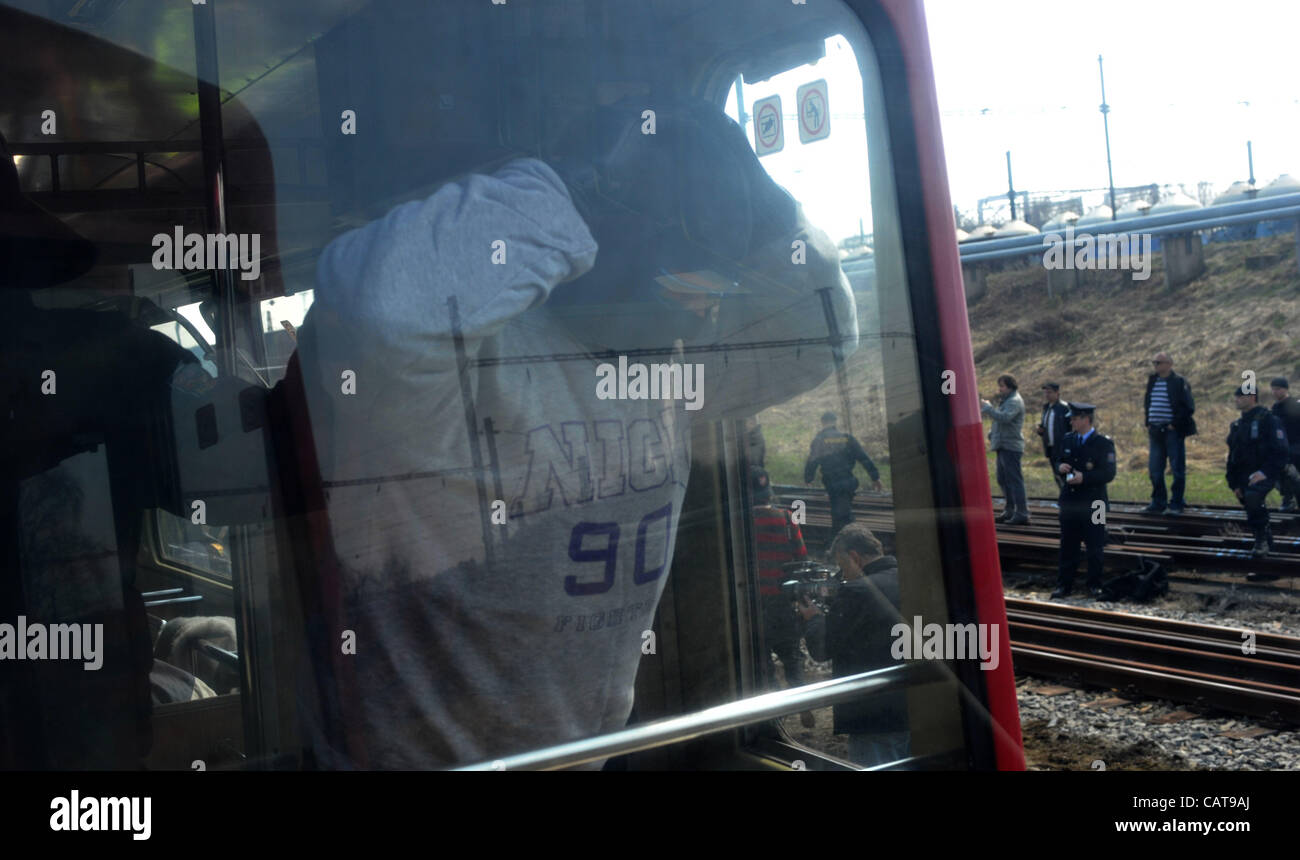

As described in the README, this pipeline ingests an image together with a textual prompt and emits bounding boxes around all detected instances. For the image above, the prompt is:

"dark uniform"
[1037,391,1070,490]
[804,417,879,536]
[1227,398,1288,553]
[1270,385,1300,511]
[745,421,767,468]
[1054,404,1117,595]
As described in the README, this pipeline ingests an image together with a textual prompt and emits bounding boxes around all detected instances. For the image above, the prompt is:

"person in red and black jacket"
[750,467,814,722]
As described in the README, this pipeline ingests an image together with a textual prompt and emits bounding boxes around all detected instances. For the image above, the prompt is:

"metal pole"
[193,0,269,768]
[1247,140,1255,186]
[1006,150,1016,221]
[734,75,747,137]
[194,3,237,371]
[817,287,853,438]
[1098,55,1117,221]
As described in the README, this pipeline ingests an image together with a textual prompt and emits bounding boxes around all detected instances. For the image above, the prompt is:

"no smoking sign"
[751,95,783,156]
[796,79,830,144]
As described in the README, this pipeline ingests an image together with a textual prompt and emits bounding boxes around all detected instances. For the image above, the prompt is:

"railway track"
[1005,598,1300,723]
[773,485,1300,580]
[766,485,1300,718]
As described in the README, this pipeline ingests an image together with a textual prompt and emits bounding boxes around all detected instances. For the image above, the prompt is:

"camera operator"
[796,524,909,767]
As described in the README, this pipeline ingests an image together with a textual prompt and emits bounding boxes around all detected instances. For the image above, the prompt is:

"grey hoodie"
[295,157,857,768]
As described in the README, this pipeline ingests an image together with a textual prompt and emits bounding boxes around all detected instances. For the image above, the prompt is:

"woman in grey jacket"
[981,374,1029,524]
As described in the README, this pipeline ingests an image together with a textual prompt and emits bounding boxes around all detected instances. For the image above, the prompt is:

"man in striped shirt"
[750,467,813,724]
[1142,352,1197,514]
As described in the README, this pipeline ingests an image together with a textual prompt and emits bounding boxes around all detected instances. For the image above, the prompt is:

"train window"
[1,0,996,771]
[676,26,976,770]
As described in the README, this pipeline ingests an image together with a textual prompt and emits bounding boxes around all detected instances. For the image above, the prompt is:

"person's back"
[808,427,854,480]
[1227,405,1284,482]
[748,465,809,706]
[818,557,906,735]
[294,101,859,768]
[800,524,908,765]
[1272,395,1300,452]
[753,504,808,597]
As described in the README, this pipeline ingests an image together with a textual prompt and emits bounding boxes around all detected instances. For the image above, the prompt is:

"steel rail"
[1004,598,1300,653]
[1010,645,1300,723]
[1002,598,1300,720]
[1008,620,1300,688]
[778,488,1300,575]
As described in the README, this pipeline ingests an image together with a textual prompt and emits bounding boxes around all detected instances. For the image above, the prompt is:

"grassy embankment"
[756,232,1300,508]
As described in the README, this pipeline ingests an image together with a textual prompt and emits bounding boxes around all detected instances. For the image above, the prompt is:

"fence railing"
[841,191,1300,277]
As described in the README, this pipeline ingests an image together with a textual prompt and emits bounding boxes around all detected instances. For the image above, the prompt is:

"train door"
[0,0,1022,770]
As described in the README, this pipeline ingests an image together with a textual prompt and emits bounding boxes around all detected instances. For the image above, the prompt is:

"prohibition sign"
[797,79,829,143]
[752,95,783,156]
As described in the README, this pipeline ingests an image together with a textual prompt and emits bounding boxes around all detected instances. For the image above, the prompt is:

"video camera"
[779,560,841,608]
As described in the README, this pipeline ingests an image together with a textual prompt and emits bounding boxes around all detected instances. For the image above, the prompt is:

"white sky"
[727,1,1300,241]
[725,35,872,243]
[928,0,1300,218]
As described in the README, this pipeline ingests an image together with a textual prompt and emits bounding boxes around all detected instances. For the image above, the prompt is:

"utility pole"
[1006,151,1017,221]
[1247,140,1255,186]
[1098,55,1117,220]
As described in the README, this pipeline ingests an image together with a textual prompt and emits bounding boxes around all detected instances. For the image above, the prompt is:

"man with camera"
[980,374,1029,525]
[796,524,909,767]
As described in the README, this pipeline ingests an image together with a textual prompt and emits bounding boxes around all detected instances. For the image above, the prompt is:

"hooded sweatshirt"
[295,157,857,768]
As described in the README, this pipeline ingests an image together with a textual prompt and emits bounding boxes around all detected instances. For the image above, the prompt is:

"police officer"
[1051,403,1117,599]
[1269,377,1300,512]
[1227,385,1289,556]
[804,411,882,537]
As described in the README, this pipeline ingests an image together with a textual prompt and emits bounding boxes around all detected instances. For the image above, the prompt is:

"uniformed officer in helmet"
[1227,384,1289,558]
[1051,403,1117,599]
[804,411,882,537]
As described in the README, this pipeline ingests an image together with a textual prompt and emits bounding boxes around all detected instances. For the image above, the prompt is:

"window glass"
[717,29,967,769]
[0,0,972,771]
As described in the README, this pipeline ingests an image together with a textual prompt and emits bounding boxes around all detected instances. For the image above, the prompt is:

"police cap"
[1271,377,1289,390]
[821,411,838,424]
[1065,402,1096,417]
[1041,381,1061,391]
